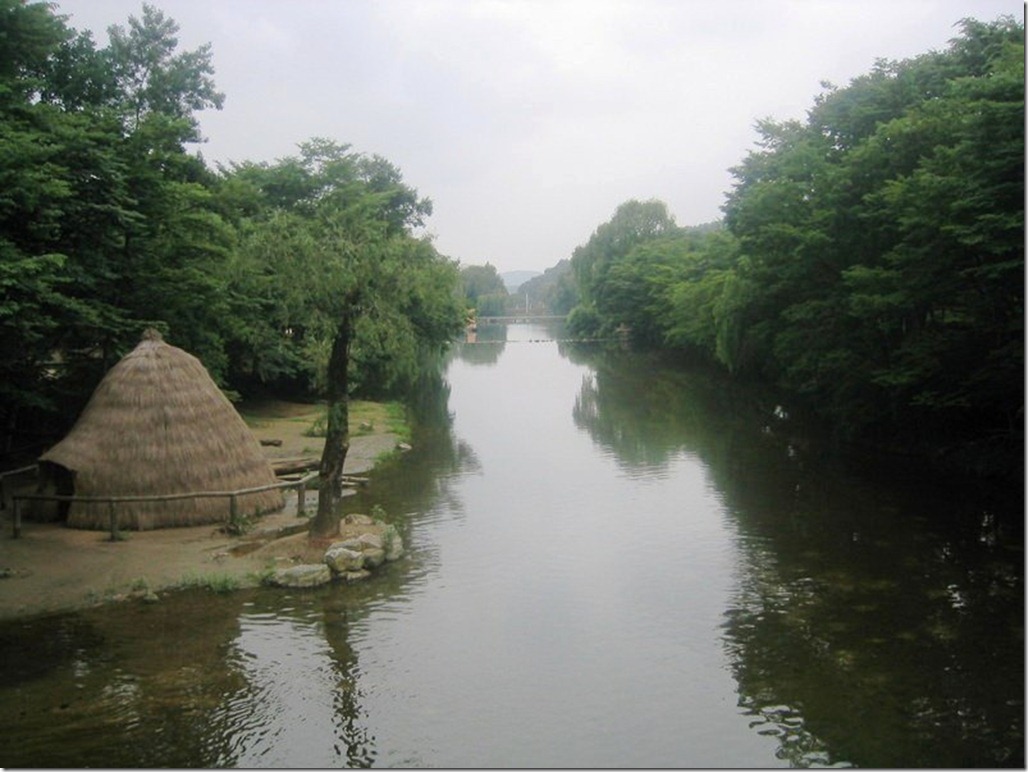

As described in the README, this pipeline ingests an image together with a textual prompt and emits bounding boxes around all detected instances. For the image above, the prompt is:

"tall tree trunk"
[310,313,352,539]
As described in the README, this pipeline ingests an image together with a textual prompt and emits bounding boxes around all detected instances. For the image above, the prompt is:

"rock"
[354,532,387,568]
[267,564,332,588]
[362,548,387,568]
[328,538,365,552]
[343,513,375,526]
[324,546,365,573]
[340,570,372,583]
[397,442,412,452]
[357,533,383,550]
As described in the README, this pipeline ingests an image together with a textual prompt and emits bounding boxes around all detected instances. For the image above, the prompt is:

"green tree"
[0,1,238,452]
[460,262,508,315]
[568,199,678,336]
[722,16,1023,464]
[231,140,464,537]
[106,3,224,139]
[0,0,129,444]
[564,17,1022,475]
[519,259,578,316]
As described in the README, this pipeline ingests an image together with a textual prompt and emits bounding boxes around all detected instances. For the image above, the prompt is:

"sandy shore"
[0,405,401,620]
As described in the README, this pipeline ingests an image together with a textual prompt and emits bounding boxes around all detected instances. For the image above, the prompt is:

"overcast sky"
[54,0,1022,274]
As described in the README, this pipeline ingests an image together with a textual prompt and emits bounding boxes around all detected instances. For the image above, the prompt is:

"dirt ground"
[0,402,402,620]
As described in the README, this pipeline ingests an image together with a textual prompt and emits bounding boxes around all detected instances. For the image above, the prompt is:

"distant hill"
[519,260,577,315]
[501,270,541,293]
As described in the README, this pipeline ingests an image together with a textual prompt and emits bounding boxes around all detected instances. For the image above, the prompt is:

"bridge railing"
[475,315,567,324]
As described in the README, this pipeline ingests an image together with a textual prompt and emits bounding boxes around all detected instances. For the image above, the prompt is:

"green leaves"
[226,140,463,398]
[0,2,463,471]
[106,3,223,140]
[570,198,678,308]
[566,17,1023,472]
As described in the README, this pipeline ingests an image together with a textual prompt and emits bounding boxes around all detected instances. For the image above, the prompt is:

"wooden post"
[229,494,239,530]
[12,498,20,539]
[108,500,119,542]
[297,479,307,517]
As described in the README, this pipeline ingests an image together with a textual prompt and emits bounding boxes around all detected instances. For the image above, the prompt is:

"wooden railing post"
[7,474,319,538]
[108,500,119,541]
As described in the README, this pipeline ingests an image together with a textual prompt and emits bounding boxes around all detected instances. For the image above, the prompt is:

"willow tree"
[232,140,464,538]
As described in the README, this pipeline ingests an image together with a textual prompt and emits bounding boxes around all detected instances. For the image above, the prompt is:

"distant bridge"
[474,315,566,325]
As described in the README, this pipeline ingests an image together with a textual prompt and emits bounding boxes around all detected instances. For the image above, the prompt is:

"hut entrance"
[33,461,75,522]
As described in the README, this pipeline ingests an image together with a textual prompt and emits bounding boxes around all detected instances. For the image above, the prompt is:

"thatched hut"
[37,329,284,530]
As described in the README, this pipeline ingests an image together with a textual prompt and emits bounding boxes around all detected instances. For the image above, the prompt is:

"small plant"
[383,402,412,442]
[370,504,387,520]
[130,577,151,592]
[373,448,399,465]
[247,565,277,586]
[224,514,253,536]
[177,572,241,594]
[380,528,396,557]
[303,413,328,437]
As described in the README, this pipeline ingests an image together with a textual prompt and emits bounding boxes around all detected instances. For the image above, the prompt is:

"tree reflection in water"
[0,336,1020,768]
[569,347,1024,768]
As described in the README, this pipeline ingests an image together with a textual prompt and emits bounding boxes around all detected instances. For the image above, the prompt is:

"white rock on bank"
[324,546,366,573]
[268,564,332,588]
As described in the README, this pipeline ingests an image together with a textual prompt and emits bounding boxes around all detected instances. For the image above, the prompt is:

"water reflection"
[458,322,506,364]
[0,591,250,767]
[0,327,1021,768]
[218,594,376,767]
[569,347,1024,767]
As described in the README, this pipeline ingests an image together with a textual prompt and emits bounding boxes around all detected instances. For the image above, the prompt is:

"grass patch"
[175,572,242,594]
[302,412,328,437]
[302,400,410,440]
[378,401,412,443]
[239,398,411,448]
[247,565,278,585]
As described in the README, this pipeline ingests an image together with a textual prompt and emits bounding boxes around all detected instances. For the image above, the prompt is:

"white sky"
[54,0,1023,274]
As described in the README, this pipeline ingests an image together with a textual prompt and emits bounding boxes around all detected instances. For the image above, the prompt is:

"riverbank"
[0,401,404,620]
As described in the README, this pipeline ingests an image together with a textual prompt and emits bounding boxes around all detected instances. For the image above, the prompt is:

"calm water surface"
[0,322,1022,767]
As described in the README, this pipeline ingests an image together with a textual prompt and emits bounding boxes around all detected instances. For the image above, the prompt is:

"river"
[0,321,1022,767]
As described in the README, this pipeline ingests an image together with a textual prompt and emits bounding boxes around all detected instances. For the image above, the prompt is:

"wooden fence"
[6,471,320,541]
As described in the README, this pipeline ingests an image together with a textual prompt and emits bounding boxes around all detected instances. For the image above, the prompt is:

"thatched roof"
[40,329,284,530]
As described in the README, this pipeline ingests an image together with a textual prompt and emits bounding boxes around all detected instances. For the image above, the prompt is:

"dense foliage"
[566,17,1023,475]
[519,259,577,316]
[2,2,1021,482]
[0,1,465,473]
[459,263,508,316]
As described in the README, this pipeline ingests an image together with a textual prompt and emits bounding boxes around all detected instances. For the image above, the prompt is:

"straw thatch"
[39,329,284,530]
